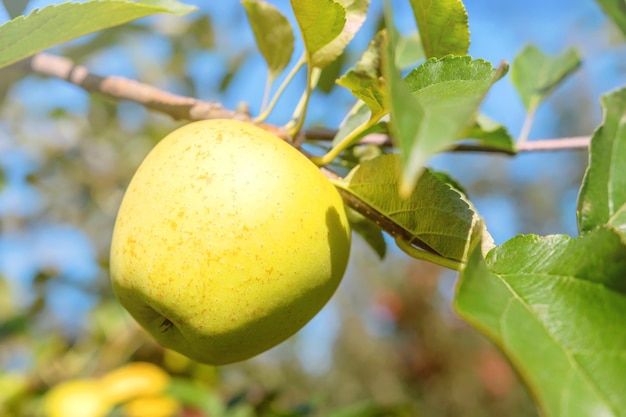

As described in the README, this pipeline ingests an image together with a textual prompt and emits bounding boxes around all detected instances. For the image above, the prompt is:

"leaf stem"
[286,65,320,137]
[518,102,538,144]
[260,74,272,111]
[310,116,382,166]
[395,237,464,271]
[255,53,306,123]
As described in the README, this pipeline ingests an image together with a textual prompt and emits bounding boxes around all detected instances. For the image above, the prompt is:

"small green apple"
[110,119,351,365]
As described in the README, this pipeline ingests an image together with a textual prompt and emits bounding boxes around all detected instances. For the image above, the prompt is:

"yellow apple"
[44,379,111,417]
[110,119,351,365]
[121,395,180,417]
[100,362,170,404]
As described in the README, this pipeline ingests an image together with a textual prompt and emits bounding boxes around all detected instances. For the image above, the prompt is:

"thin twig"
[12,53,591,154]
[517,105,537,145]
[516,137,590,152]
[10,53,289,139]
[304,131,591,154]
[14,53,239,120]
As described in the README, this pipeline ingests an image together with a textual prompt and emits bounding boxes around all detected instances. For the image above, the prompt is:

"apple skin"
[110,119,351,365]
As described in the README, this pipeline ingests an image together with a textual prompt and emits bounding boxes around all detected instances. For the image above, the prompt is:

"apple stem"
[256,53,307,123]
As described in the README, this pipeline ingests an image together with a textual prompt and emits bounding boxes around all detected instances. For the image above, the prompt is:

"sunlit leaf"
[291,0,346,67]
[242,1,294,81]
[0,0,197,69]
[595,0,626,38]
[313,0,370,68]
[336,30,387,118]
[456,227,626,417]
[336,153,475,262]
[577,88,626,239]
[408,0,469,58]
[510,45,581,111]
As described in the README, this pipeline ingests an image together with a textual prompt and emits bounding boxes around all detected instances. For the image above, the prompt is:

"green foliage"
[385,46,507,195]
[394,32,424,69]
[242,1,294,82]
[594,0,626,38]
[336,31,387,119]
[0,0,196,69]
[337,154,475,263]
[463,115,517,153]
[290,0,369,69]
[291,0,346,68]
[330,103,388,154]
[511,45,581,111]
[456,87,626,417]
[331,103,376,148]
[577,88,626,237]
[456,227,626,417]
[408,0,470,58]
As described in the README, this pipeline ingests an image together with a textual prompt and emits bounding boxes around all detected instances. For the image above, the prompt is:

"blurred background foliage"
[0,0,623,416]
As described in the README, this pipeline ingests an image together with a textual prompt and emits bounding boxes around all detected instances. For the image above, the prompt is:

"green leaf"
[2,0,29,18]
[595,0,626,38]
[313,0,370,68]
[346,207,387,259]
[0,0,197,70]
[336,153,475,262]
[331,102,386,148]
[510,45,581,111]
[317,51,347,93]
[408,0,469,58]
[290,0,346,68]
[456,227,626,417]
[332,103,371,147]
[385,51,507,196]
[242,1,294,81]
[577,88,626,238]
[336,30,387,118]
[462,114,517,153]
[381,18,423,197]
[395,31,424,69]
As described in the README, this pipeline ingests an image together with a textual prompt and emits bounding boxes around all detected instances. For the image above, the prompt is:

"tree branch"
[303,129,590,154]
[14,53,239,120]
[10,53,290,139]
[13,53,591,153]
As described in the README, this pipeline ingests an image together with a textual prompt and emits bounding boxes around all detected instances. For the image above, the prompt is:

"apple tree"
[0,0,624,416]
